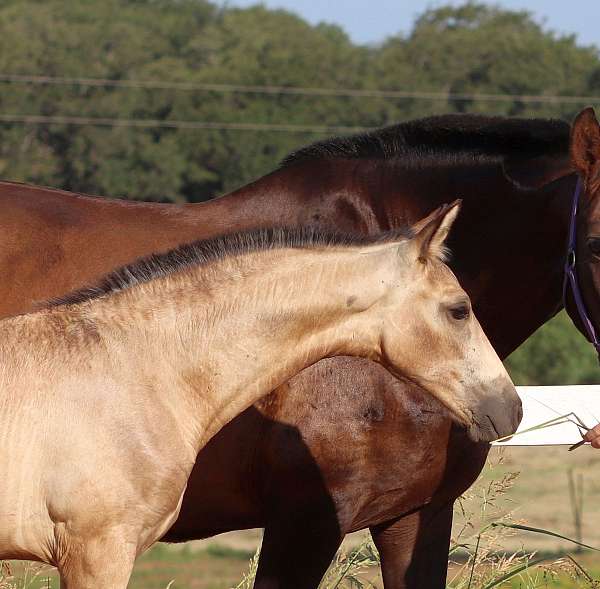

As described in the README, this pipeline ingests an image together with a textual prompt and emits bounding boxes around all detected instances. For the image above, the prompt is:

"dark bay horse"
[0,111,589,588]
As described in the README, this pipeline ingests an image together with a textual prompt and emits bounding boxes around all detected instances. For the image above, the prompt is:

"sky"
[221,1,597,47]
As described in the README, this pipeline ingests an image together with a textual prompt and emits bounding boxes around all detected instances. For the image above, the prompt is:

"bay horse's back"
[0,181,211,315]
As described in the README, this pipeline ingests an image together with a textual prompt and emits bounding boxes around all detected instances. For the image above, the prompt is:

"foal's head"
[378,201,521,442]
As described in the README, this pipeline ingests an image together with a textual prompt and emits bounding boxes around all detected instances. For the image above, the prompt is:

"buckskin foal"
[0,210,521,588]
[0,110,588,588]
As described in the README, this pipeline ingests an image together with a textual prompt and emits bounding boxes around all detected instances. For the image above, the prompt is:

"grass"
[475,446,600,552]
[446,450,600,589]
[3,448,600,588]
[0,545,251,589]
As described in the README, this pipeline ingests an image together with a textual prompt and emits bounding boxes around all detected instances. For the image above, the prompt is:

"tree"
[505,312,600,385]
[1,1,599,201]
[374,3,598,121]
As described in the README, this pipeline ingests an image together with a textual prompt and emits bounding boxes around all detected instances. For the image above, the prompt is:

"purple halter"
[563,178,600,353]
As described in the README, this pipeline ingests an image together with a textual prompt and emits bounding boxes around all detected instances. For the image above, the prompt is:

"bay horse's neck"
[242,159,575,358]
[372,163,575,358]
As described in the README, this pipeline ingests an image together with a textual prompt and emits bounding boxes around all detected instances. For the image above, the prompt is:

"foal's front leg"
[57,528,138,589]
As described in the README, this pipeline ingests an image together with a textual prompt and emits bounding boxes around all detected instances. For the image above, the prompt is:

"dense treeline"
[1,0,599,383]
[1,1,599,200]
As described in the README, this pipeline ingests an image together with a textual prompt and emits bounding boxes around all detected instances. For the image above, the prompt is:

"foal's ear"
[412,200,461,262]
[571,107,600,190]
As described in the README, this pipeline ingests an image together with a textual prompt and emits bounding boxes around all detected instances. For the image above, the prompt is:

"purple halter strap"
[563,178,600,353]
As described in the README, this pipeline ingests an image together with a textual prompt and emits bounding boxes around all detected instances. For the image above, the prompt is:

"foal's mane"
[281,114,570,167]
[49,226,412,308]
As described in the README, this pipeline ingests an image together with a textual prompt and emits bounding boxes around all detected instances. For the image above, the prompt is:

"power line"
[1,73,600,105]
[0,113,372,134]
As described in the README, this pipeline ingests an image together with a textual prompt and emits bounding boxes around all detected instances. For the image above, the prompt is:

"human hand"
[583,423,600,448]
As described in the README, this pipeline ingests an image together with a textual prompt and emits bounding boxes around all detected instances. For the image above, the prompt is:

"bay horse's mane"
[281,114,570,167]
[48,225,412,308]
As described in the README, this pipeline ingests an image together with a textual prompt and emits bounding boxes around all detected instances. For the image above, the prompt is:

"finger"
[583,426,600,442]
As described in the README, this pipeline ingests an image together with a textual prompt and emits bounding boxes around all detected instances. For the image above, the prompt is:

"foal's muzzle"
[467,384,523,443]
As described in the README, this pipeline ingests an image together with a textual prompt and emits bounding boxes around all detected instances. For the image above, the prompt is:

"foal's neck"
[107,246,397,448]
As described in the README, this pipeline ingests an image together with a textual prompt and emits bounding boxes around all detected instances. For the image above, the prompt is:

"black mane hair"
[281,113,570,168]
[48,225,412,308]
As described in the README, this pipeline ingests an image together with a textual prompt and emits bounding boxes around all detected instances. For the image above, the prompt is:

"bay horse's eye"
[588,237,600,257]
[449,304,470,321]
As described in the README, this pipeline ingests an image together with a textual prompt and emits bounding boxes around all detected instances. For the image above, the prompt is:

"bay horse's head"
[567,107,600,356]
[381,202,521,442]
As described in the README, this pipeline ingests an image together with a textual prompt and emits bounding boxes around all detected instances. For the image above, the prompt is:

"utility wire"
[2,73,600,104]
[0,113,371,134]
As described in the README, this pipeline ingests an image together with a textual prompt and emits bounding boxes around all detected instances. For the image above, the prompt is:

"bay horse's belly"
[266,357,456,533]
[165,357,474,543]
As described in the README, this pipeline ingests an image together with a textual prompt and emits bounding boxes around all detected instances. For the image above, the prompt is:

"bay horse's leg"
[370,502,453,589]
[254,509,343,589]
[57,530,136,589]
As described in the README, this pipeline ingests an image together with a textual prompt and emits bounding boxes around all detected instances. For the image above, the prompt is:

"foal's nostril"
[515,399,523,425]
[508,388,523,429]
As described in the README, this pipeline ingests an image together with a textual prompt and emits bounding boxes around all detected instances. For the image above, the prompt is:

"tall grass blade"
[492,522,600,551]
[565,554,595,582]
[466,534,481,589]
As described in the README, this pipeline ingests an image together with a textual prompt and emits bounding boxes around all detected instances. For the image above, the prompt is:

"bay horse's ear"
[412,200,461,262]
[570,107,600,192]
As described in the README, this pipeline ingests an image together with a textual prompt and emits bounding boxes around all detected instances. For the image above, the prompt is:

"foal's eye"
[588,237,600,257]
[449,304,470,321]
